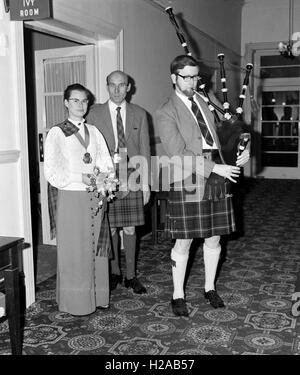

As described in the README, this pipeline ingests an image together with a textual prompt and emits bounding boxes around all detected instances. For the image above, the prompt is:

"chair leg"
[152,197,158,245]
[4,268,22,355]
[160,199,167,223]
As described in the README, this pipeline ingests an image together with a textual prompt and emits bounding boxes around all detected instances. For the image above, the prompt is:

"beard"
[181,87,194,98]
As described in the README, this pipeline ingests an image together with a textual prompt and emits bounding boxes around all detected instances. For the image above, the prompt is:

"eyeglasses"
[68,98,89,105]
[176,74,200,83]
[108,83,128,90]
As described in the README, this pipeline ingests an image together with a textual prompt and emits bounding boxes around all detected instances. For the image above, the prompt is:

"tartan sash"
[54,120,79,137]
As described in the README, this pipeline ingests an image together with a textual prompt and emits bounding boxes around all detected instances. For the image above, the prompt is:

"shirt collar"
[175,89,195,106]
[108,100,126,112]
[175,89,206,106]
[68,118,85,127]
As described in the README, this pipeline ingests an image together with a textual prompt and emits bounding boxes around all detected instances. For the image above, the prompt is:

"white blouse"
[44,123,114,191]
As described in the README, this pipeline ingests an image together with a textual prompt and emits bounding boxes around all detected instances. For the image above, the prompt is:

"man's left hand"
[236,149,250,167]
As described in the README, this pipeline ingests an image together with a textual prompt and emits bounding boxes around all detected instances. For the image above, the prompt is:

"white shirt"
[175,90,217,149]
[68,118,85,138]
[44,122,114,191]
[108,100,126,152]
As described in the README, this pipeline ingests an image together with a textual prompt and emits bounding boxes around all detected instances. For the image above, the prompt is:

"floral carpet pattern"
[0,178,300,355]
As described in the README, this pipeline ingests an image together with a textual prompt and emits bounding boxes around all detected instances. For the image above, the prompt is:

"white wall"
[0,7,28,238]
[0,3,35,306]
[242,0,300,56]
[153,0,243,55]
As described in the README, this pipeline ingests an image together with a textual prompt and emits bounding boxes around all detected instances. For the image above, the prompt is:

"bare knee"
[111,227,118,236]
[123,226,135,236]
[173,239,192,255]
[204,235,220,249]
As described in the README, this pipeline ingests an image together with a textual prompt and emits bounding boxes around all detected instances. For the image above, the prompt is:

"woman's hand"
[82,173,96,186]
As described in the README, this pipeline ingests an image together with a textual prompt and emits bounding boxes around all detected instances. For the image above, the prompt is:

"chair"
[0,237,24,355]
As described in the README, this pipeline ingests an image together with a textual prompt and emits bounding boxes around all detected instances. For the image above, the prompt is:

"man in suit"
[87,70,151,294]
[155,55,250,316]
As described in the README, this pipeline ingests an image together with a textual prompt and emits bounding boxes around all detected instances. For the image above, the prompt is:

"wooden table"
[0,236,24,355]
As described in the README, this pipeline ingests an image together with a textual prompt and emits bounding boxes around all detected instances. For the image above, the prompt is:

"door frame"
[35,44,97,246]
[16,5,123,306]
[244,42,278,177]
[257,83,300,179]
[245,42,300,178]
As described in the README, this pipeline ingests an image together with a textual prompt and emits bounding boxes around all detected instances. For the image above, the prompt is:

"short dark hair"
[170,55,199,75]
[63,83,91,101]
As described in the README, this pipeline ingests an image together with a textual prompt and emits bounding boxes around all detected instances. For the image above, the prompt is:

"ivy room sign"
[9,0,52,21]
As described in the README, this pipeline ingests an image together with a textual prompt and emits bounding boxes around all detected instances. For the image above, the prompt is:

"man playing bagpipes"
[155,55,250,316]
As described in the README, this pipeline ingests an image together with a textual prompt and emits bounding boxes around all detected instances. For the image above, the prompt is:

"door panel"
[254,50,300,179]
[259,86,300,179]
[35,45,95,245]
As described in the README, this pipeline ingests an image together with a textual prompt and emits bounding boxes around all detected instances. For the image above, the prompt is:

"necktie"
[116,106,126,150]
[189,97,214,146]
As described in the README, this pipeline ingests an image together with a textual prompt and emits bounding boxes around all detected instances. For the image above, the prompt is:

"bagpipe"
[165,6,252,201]
[165,6,252,165]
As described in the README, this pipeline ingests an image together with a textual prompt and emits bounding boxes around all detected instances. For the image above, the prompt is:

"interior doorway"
[253,48,300,179]
[23,27,97,284]
[24,27,82,282]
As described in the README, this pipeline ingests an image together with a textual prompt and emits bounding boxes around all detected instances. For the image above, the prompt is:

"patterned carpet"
[0,178,300,356]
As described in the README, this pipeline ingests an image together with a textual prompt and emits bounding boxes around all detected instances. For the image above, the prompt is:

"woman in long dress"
[44,83,114,316]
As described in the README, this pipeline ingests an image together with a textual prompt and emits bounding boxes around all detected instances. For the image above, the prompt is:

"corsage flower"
[87,166,119,214]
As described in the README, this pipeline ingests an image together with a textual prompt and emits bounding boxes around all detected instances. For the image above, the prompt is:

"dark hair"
[170,55,199,75]
[63,83,91,101]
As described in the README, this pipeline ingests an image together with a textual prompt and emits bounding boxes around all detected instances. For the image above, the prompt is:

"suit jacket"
[87,101,151,187]
[155,92,226,185]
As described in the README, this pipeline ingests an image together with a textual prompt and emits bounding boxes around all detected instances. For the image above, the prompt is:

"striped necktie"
[189,97,214,146]
[116,106,126,150]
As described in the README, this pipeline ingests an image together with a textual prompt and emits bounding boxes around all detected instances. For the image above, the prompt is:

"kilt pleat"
[165,187,236,239]
[108,190,144,228]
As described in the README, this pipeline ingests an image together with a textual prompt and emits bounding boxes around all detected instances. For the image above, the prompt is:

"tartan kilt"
[165,185,236,239]
[107,190,145,228]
